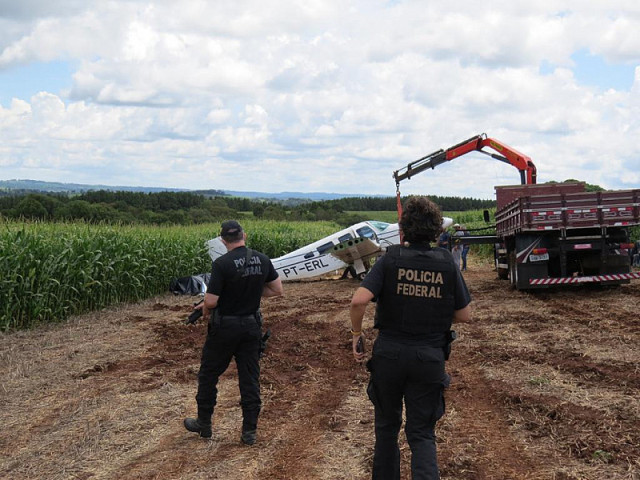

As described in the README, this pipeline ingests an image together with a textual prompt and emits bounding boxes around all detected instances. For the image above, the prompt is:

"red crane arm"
[476,137,536,185]
[393,133,537,186]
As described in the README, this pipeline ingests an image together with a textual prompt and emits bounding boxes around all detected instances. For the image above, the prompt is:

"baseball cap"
[220,220,243,237]
[453,223,461,228]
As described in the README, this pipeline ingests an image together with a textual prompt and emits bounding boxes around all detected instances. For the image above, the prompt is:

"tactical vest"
[374,245,457,335]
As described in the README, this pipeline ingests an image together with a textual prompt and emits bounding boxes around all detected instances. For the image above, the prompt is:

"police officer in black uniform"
[184,220,283,445]
[350,197,471,480]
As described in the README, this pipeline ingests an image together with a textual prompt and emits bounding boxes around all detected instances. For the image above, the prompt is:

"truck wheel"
[496,251,509,280]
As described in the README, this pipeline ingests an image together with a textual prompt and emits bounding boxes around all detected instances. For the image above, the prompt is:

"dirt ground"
[1,257,639,480]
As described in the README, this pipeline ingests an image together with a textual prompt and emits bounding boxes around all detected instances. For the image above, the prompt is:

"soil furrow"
[1,261,638,479]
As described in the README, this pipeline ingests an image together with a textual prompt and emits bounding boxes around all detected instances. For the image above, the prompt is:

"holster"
[444,330,457,361]
[207,308,220,335]
[259,329,271,358]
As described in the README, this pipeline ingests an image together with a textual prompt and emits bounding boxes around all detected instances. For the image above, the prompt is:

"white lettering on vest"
[234,255,261,268]
[397,268,443,284]
[396,268,444,298]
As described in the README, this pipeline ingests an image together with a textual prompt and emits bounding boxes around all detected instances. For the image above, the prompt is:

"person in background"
[460,225,470,271]
[633,239,640,267]
[451,224,464,270]
[350,196,472,480]
[184,220,283,445]
[437,228,451,250]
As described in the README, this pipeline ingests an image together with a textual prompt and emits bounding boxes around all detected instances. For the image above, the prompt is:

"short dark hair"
[400,196,443,244]
[220,220,244,242]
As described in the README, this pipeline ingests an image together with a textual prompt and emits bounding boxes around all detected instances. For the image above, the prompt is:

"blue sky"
[0,60,75,106]
[570,49,635,91]
[1,1,639,199]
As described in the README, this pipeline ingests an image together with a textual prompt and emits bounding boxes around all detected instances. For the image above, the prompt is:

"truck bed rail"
[496,189,640,236]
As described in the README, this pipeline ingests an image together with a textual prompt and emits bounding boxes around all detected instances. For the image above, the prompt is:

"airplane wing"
[329,237,382,273]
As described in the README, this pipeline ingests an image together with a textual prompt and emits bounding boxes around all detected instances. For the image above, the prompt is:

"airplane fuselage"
[272,221,400,281]
[206,217,452,282]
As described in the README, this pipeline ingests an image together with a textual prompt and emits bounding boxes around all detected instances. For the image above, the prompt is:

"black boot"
[241,429,256,445]
[241,407,259,445]
[184,417,212,438]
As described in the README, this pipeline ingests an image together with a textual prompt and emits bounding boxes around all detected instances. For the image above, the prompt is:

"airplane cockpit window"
[338,233,353,243]
[317,241,335,254]
[368,221,391,232]
[304,252,315,259]
[356,226,377,240]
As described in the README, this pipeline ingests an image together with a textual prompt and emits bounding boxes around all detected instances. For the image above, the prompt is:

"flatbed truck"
[392,134,640,290]
[493,182,640,289]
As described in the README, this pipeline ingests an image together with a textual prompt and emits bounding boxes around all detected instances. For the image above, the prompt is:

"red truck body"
[493,183,640,289]
[496,183,640,234]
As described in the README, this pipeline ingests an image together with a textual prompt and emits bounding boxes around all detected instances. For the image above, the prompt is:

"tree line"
[302,195,496,212]
[0,190,495,226]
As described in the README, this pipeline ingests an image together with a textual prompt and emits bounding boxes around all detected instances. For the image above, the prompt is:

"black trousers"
[196,315,262,432]
[367,335,449,480]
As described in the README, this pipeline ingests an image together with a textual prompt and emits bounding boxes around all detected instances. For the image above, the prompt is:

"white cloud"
[0,0,639,196]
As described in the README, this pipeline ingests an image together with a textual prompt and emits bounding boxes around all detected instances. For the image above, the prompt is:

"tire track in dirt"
[440,333,547,479]
[256,284,362,479]
[434,269,546,477]
[3,265,639,479]
[470,342,640,392]
[116,280,366,480]
[494,382,640,465]
[453,267,640,479]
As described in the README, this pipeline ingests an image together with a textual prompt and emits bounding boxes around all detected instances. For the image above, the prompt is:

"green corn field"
[0,219,339,330]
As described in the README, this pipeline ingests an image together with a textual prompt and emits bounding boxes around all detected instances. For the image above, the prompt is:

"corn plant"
[1,219,338,330]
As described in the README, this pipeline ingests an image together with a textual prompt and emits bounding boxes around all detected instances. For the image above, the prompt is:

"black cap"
[220,220,243,237]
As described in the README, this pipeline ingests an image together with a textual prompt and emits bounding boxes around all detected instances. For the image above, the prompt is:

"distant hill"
[0,179,378,202]
[209,190,373,201]
[0,179,189,194]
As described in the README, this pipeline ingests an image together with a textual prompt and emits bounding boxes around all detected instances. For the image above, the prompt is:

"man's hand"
[186,299,204,325]
[350,286,374,363]
[352,334,365,362]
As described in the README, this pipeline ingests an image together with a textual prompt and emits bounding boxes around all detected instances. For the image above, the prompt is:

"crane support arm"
[393,133,537,185]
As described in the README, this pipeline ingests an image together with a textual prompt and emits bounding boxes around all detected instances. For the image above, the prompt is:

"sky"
[1,1,640,200]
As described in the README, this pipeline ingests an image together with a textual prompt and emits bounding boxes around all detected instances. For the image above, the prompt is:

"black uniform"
[195,246,278,434]
[360,244,471,480]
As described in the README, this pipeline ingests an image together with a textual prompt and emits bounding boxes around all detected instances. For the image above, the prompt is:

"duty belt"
[212,310,262,328]
[219,313,259,322]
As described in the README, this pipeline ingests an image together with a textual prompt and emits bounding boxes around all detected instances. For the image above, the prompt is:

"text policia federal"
[396,268,444,299]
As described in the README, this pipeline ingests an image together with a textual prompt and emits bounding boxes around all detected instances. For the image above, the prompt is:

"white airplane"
[206,218,454,281]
